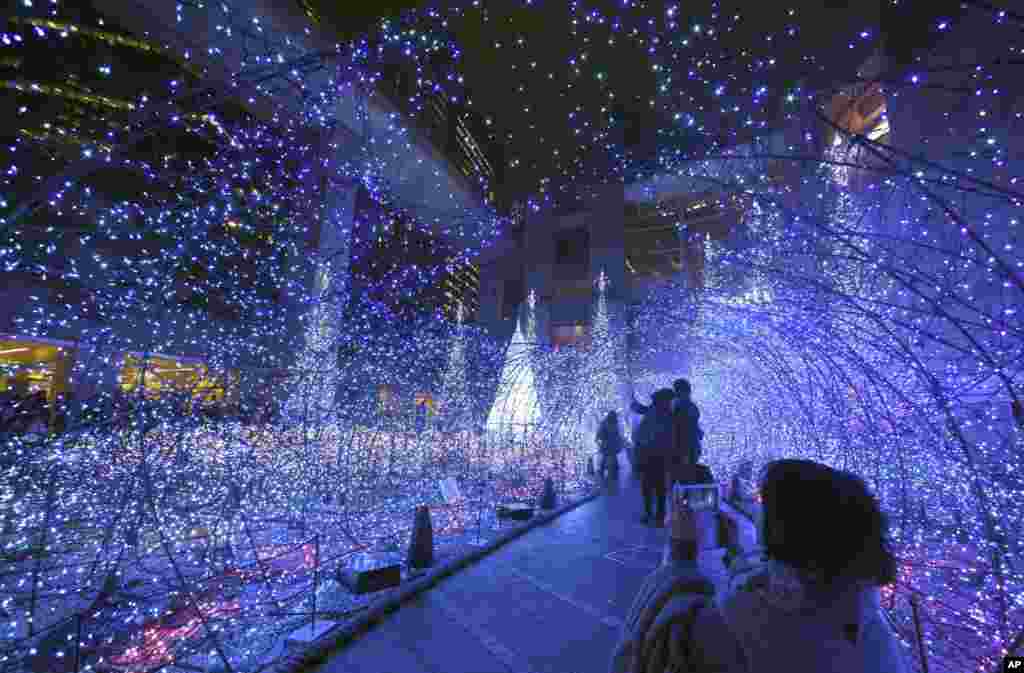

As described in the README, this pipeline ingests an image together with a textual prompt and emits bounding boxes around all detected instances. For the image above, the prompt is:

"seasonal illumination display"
[0,0,1021,672]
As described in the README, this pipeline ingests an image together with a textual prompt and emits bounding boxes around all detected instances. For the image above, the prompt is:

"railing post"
[74,612,83,673]
[477,500,484,544]
[909,595,929,673]
[312,533,320,634]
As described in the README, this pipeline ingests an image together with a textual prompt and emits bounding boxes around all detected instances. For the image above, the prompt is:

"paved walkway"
[308,464,675,673]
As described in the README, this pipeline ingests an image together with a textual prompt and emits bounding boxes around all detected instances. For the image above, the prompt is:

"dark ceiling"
[311,0,961,210]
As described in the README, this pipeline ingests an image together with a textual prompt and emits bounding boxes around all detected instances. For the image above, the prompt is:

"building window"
[0,338,68,402]
[502,278,524,320]
[551,323,589,349]
[555,239,571,262]
[554,227,589,267]
[0,337,75,433]
[295,0,321,24]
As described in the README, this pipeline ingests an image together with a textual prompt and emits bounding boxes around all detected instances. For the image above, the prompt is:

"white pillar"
[320,184,357,298]
[289,181,355,420]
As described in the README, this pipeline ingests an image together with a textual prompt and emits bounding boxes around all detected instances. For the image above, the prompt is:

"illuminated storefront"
[0,336,72,401]
[413,391,437,417]
[551,323,590,350]
[0,336,74,432]
[1,333,238,428]
[118,353,238,408]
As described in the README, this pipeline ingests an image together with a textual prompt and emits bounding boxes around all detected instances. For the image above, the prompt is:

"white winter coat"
[610,555,911,673]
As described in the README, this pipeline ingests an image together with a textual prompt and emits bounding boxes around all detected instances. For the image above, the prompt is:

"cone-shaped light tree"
[584,270,622,434]
[439,303,473,431]
[485,293,541,437]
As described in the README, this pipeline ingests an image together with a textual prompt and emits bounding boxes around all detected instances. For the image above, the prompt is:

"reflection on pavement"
[603,545,663,571]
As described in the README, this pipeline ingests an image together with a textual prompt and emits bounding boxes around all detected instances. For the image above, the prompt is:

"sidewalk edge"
[278,488,602,672]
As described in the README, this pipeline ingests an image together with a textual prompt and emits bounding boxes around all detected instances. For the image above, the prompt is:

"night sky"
[313,0,957,209]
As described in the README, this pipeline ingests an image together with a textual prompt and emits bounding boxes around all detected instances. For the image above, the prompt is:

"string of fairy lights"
[0,0,1021,671]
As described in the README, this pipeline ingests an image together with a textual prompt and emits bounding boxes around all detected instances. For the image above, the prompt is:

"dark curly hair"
[760,459,896,588]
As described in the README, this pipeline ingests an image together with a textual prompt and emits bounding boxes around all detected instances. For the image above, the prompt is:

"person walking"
[596,410,624,480]
[632,389,676,526]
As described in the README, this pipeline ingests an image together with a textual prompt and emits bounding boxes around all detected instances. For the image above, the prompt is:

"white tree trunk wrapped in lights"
[283,264,341,427]
[819,137,874,300]
[583,270,622,436]
[485,293,541,438]
[740,197,782,302]
[702,232,732,292]
[439,303,473,431]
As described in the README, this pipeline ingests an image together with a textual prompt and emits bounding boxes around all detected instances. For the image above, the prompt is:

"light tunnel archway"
[1,1,1021,672]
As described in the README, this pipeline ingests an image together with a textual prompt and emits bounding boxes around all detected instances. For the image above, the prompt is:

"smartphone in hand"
[668,483,720,549]
[672,483,719,514]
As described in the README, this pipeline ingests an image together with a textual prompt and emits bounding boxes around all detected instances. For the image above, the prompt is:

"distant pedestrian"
[414,398,428,435]
[669,379,704,484]
[596,410,624,480]
[632,389,676,526]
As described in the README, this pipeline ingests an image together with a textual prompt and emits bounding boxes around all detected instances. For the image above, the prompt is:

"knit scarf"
[608,563,715,673]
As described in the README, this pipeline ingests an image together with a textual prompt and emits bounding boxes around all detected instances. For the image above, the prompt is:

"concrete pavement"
[307,462,673,673]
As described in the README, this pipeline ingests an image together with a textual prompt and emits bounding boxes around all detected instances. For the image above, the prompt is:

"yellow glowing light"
[867,118,890,141]
[2,80,136,111]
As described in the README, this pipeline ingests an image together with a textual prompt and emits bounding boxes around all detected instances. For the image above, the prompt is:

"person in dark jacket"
[630,379,688,416]
[633,379,704,483]
[632,379,701,422]
[669,379,704,482]
[632,389,676,526]
[596,410,624,480]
